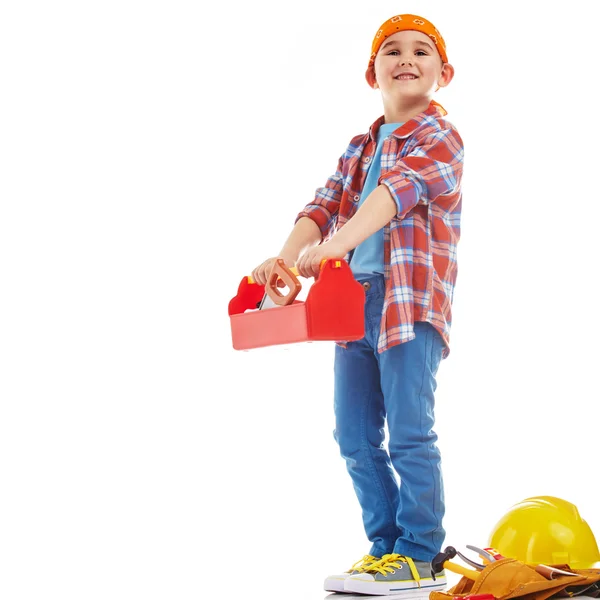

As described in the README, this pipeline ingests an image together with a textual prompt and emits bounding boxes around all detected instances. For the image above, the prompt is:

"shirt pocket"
[341,153,360,182]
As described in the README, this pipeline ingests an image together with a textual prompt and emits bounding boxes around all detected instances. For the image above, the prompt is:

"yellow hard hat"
[488,496,600,568]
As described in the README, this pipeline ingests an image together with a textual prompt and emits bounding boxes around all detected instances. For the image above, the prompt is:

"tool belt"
[432,558,600,600]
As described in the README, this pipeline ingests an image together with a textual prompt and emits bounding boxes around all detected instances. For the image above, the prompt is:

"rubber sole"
[344,575,447,596]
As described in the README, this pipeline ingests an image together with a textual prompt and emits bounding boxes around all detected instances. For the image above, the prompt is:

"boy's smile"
[395,73,418,81]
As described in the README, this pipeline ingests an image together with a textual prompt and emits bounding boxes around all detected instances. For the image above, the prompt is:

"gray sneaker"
[344,553,447,596]
[324,554,381,593]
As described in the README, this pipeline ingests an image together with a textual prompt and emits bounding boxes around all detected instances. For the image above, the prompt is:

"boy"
[251,14,463,597]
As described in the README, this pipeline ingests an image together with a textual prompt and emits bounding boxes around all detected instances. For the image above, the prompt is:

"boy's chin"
[385,90,429,102]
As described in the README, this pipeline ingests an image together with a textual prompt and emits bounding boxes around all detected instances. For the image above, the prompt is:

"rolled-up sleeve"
[379,128,464,219]
[295,154,344,240]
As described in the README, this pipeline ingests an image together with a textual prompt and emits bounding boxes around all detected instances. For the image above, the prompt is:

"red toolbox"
[228,258,365,350]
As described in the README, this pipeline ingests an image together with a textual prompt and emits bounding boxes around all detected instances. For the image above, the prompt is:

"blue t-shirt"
[349,122,403,279]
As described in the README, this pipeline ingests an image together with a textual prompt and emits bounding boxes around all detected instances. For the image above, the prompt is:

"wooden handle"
[264,259,302,306]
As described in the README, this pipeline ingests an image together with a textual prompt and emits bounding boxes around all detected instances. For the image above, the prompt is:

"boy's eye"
[387,49,428,57]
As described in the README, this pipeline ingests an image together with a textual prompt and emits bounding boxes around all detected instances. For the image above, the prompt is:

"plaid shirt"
[296,101,464,356]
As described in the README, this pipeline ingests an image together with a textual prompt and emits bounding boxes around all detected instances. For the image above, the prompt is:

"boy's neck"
[383,97,432,124]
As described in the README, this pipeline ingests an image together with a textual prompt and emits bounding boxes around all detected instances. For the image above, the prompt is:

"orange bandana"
[366,14,448,87]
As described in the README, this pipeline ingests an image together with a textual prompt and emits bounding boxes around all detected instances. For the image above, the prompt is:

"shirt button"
[364,157,371,163]
[353,195,360,202]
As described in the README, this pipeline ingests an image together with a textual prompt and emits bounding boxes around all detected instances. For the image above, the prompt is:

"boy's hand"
[296,241,347,278]
[251,256,295,286]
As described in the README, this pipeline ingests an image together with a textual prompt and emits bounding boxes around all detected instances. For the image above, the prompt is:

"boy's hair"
[366,14,448,87]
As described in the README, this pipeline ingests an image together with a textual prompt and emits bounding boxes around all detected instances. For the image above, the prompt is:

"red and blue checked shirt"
[296,101,464,357]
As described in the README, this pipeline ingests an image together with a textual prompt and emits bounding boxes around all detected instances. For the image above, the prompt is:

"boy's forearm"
[279,217,322,262]
[331,185,396,254]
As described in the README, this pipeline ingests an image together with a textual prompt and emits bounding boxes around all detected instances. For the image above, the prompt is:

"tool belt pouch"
[431,559,600,600]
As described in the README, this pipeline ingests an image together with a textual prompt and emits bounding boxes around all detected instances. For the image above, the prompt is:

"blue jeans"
[333,275,445,562]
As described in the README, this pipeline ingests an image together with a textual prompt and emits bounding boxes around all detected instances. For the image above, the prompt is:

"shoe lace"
[368,554,422,583]
[350,554,380,573]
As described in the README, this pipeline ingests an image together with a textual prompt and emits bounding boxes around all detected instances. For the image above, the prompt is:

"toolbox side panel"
[230,302,309,350]
[306,263,365,341]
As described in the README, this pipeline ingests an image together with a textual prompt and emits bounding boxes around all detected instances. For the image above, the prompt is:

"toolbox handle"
[247,266,299,284]
[264,259,334,306]
[247,260,331,285]
[265,259,303,306]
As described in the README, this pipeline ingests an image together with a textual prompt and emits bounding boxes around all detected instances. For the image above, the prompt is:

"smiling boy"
[251,14,464,597]
[366,27,454,122]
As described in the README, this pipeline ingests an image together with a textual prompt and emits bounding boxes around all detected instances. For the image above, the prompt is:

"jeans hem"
[392,539,440,563]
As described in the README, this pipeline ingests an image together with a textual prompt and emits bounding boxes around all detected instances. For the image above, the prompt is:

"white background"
[1,1,599,598]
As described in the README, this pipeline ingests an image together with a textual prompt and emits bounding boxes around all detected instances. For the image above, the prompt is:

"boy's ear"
[365,66,378,89]
[437,63,455,88]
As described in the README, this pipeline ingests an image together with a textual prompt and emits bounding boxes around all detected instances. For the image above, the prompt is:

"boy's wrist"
[277,250,297,265]
[327,235,351,258]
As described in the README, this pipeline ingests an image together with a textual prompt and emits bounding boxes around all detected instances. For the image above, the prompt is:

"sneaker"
[324,554,381,593]
[344,553,447,596]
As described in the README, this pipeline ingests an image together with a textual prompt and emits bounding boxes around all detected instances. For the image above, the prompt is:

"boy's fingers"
[297,261,308,278]
[256,262,270,285]
[309,256,321,277]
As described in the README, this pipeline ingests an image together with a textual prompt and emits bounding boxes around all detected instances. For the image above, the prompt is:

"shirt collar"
[368,100,447,142]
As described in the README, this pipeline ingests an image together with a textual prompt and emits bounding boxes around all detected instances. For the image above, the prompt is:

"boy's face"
[372,30,453,102]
